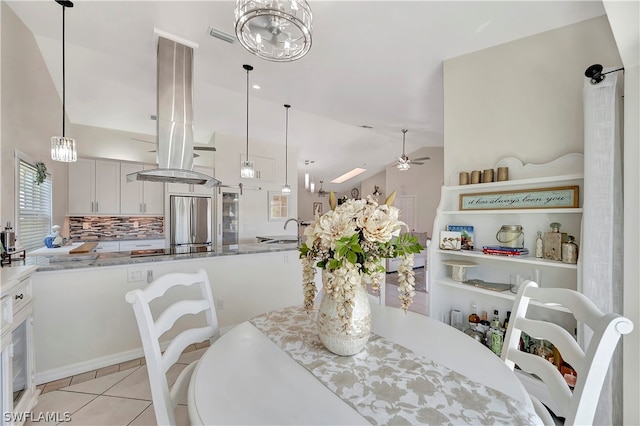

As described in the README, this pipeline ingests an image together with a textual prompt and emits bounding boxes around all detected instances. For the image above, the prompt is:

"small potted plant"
[35,162,47,185]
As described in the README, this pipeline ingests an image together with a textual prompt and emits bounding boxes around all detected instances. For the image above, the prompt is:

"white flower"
[356,204,404,243]
[299,191,423,324]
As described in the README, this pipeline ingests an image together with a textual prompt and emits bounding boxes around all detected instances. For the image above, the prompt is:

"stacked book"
[482,246,529,256]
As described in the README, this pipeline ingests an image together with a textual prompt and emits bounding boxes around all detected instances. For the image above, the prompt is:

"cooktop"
[130,245,214,257]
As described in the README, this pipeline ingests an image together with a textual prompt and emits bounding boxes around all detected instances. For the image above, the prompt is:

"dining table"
[188,303,541,425]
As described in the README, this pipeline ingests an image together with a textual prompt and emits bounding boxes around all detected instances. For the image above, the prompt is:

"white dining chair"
[501,280,633,426]
[125,269,219,425]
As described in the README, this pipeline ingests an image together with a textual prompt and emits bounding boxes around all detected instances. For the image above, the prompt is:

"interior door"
[395,195,416,233]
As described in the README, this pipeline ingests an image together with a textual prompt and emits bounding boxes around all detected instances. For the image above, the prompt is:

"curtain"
[582,71,624,425]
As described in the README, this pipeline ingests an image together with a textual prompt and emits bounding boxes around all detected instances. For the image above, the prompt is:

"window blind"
[18,159,52,252]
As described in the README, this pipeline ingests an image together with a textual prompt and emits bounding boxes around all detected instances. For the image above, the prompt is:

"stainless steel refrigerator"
[170,195,212,247]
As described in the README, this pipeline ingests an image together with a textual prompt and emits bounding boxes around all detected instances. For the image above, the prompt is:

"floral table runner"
[250,306,540,425]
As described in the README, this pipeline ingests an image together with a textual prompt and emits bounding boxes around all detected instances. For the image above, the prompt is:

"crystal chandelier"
[282,104,291,195]
[51,0,77,162]
[240,64,255,178]
[234,0,313,62]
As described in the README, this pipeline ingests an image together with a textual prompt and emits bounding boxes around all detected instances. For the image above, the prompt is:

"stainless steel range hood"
[127,36,220,188]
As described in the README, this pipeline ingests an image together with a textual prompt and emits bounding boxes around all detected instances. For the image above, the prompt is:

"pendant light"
[51,0,77,163]
[234,0,313,62]
[281,104,292,195]
[304,159,314,190]
[240,64,255,178]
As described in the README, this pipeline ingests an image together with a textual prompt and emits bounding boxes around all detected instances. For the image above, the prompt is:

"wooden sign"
[460,186,579,210]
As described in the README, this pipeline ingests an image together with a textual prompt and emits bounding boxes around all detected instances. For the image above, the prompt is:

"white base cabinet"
[1,267,39,426]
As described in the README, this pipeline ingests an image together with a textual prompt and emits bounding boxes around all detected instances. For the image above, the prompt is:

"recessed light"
[252,84,261,90]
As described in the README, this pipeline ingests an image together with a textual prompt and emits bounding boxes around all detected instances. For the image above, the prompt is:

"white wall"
[386,146,444,237]
[443,16,622,181]
[212,132,299,241]
[1,3,68,229]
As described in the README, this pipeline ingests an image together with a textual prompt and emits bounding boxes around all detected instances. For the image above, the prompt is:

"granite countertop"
[72,236,165,242]
[25,243,299,273]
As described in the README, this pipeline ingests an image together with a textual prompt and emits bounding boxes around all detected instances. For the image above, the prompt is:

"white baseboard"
[35,324,235,385]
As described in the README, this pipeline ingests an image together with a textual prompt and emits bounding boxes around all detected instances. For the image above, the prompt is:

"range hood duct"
[127,36,220,188]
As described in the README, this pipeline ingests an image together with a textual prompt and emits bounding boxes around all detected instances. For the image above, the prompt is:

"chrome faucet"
[284,218,299,230]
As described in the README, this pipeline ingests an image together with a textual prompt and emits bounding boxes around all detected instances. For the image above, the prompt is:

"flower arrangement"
[299,190,423,326]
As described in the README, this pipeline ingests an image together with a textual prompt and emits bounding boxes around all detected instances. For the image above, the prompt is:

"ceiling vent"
[208,26,235,44]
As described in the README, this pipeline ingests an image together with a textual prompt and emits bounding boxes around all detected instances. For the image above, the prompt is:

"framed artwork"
[446,225,474,250]
[313,202,322,215]
[459,186,579,210]
[268,192,289,221]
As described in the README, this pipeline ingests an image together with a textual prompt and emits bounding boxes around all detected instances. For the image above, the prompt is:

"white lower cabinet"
[119,239,166,251]
[1,267,38,426]
[94,241,121,253]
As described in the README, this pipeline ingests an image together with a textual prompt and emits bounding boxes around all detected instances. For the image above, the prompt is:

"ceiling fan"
[395,129,430,171]
[317,180,328,197]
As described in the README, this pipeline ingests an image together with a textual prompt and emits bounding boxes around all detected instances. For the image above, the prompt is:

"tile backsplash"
[68,216,164,240]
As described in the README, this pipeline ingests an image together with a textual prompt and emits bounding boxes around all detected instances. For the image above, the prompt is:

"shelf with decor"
[429,155,584,415]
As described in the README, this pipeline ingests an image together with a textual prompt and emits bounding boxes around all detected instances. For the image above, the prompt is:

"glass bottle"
[535,231,544,258]
[561,235,579,264]
[490,309,501,329]
[490,310,504,355]
[468,304,480,327]
[503,311,511,330]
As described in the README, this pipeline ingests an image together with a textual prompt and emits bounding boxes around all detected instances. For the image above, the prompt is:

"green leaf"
[346,251,357,264]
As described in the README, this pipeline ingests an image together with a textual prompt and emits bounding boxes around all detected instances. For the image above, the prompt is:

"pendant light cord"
[284,104,290,185]
[245,67,250,160]
[62,4,66,137]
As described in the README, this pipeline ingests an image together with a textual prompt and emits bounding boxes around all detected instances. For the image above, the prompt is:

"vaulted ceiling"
[7,1,605,191]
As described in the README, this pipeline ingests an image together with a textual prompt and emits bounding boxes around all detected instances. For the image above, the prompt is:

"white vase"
[317,277,371,356]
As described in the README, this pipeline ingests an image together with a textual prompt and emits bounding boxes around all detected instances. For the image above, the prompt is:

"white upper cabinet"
[120,163,164,215]
[68,159,120,215]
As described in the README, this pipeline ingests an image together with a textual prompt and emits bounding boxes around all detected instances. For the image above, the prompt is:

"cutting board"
[69,242,98,254]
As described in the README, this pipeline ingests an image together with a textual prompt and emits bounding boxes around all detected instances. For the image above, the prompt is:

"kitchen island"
[29,245,303,384]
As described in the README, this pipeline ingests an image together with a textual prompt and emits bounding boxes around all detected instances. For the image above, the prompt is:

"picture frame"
[313,202,323,215]
[446,225,474,250]
[459,185,579,210]
[268,191,289,221]
[440,231,462,250]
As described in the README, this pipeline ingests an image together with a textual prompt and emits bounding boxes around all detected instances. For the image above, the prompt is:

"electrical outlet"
[217,299,224,311]
[82,222,90,230]
[127,269,145,282]
[133,221,139,228]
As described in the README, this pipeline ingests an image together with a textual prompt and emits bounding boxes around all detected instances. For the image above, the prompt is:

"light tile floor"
[31,274,428,426]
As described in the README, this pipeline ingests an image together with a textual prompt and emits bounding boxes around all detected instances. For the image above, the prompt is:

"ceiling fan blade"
[194,146,216,152]
[412,156,431,161]
[411,161,424,165]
